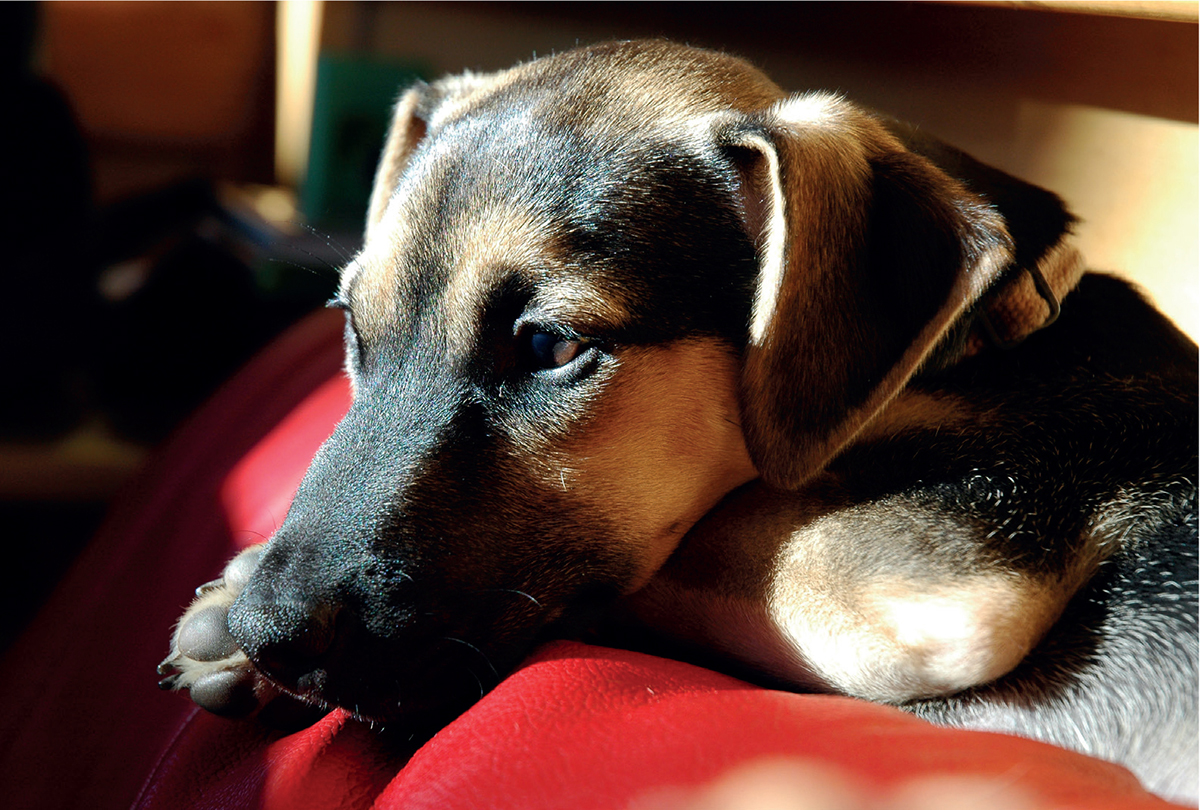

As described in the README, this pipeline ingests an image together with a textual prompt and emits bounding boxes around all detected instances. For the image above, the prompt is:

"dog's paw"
[158,546,280,718]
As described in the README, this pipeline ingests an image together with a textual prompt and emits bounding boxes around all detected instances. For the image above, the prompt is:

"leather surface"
[0,308,1186,810]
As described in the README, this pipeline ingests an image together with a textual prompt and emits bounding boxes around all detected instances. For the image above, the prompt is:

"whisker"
[462,664,485,700]
[442,636,500,681]
[491,588,543,609]
[264,253,340,280]
[298,221,355,263]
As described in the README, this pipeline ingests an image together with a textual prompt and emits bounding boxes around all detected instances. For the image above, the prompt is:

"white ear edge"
[739,92,862,348]
[735,132,789,347]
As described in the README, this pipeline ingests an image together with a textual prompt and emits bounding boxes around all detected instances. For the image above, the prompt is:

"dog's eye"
[527,331,587,369]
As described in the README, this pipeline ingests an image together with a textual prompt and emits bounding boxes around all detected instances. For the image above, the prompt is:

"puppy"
[159,40,1198,802]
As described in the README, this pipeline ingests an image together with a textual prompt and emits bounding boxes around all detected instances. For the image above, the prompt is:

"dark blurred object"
[39,1,276,204]
[91,180,344,443]
[0,3,342,446]
[0,3,95,440]
[0,0,336,655]
[0,501,106,651]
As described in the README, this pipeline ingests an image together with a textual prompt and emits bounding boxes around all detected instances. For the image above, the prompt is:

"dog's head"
[227,40,1070,723]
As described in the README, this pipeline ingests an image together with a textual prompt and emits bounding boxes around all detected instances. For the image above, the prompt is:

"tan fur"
[767,554,1065,703]
[552,341,758,591]
[514,41,783,134]
[423,68,524,132]
[366,87,426,241]
[857,390,976,442]
[630,478,1096,704]
[339,249,404,347]
[439,209,562,351]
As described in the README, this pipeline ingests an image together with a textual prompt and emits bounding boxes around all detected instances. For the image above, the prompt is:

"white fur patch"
[772,91,851,129]
[765,526,1047,703]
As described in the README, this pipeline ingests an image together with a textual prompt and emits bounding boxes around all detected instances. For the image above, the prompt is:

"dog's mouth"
[258,641,506,729]
[229,579,622,727]
[230,613,522,726]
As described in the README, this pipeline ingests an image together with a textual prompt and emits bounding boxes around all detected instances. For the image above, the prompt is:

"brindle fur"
[159,41,1198,803]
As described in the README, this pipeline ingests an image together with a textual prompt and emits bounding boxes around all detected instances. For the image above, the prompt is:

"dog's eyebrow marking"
[441,208,630,352]
[441,209,557,351]
[339,198,426,343]
[340,247,408,344]
[525,277,631,334]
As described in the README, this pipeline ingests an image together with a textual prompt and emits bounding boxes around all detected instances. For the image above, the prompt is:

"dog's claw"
[194,578,224,597]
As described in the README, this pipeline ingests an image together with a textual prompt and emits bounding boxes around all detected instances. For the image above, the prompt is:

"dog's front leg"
[625,476,1079,705]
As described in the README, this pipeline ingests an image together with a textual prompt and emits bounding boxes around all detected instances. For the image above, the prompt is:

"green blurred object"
[303,53,427,230]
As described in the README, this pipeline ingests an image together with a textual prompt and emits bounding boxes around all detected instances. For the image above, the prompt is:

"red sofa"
[0,309,1187,810]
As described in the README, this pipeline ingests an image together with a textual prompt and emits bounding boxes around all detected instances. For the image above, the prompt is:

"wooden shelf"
[0,421,147,501]
[971,1,1198,22]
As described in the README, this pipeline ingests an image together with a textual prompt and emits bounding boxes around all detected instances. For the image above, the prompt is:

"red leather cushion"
[0,309,1187,810]
[135,641,1180,810]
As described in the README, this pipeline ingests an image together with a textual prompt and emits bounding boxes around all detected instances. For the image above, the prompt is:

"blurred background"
[1,1,1195,650]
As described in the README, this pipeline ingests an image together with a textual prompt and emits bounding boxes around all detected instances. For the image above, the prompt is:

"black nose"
[228,590,340,691]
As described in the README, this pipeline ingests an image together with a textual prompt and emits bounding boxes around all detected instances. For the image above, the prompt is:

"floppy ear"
[364,85,427,241]
[364,70,507,241]
[722,93,1016,489]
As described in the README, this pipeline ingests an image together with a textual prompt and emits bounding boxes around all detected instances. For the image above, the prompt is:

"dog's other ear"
[365,85,428,241]
[365,71,507,241]
[721,93,1016,489]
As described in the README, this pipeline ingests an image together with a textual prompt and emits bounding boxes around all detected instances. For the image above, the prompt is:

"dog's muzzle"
[223,535,560,725]
[227,588,341,696]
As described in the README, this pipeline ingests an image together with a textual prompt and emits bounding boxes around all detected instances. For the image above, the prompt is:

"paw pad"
[176,604,240,662]
[159,546,279,718]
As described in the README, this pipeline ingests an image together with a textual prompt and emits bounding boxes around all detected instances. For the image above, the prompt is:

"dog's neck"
[963,240,1087,356]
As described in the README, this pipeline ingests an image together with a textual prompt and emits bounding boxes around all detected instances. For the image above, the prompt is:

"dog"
[158,40,1198,802]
